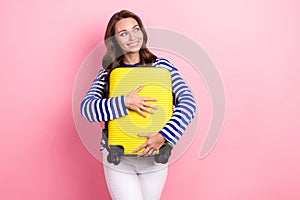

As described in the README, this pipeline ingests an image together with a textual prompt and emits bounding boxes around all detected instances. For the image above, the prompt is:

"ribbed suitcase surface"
[108,67,172,155]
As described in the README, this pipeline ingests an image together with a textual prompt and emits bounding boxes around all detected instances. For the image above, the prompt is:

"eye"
[134,27,141,33]
[120,31,128,37]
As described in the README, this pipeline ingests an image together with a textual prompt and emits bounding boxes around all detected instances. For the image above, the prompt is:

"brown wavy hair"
[102,10,157,73]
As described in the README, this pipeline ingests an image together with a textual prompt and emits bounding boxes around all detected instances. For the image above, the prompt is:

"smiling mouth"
[127,41,139,47]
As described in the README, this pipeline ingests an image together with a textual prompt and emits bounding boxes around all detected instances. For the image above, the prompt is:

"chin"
[127,48,141,53]
[125,46,142,53]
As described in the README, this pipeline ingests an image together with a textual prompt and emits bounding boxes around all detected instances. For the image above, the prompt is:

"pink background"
[1,0,300,199]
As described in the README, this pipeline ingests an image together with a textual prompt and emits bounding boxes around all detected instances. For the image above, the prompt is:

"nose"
[128,31,135,40]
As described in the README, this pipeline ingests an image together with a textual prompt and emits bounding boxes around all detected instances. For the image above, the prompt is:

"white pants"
[103,150,168,200]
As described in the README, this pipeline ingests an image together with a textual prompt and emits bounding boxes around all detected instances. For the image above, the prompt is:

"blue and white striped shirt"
[81,58,196,145]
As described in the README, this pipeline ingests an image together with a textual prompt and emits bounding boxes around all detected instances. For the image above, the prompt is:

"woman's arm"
[155,58,197,146]
[133,58,197,155]
[81,69,157,122]
[80,69,129,122]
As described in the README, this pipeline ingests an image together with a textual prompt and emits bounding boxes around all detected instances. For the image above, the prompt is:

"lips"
[127,41,139,47]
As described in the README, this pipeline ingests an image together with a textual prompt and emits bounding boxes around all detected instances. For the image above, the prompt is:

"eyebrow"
[117,24,140,34]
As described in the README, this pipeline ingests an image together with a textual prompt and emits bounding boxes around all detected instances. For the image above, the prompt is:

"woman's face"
[114,17,144,54]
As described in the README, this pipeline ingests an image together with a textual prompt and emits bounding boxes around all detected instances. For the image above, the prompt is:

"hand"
[133,133,166,156]
[125,85,157,118]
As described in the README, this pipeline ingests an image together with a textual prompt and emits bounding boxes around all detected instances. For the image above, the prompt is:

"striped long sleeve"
[81,58,196,146]
[80,69,129,122]
[154,58,197,146]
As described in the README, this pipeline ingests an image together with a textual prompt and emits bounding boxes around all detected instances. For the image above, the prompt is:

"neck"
[123,52,140,64]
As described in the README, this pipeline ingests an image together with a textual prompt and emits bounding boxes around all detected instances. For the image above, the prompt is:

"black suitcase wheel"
[107,145,124,165]
[154,144,173,164]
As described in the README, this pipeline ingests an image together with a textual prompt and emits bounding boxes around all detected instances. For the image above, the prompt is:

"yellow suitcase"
[106,66,173,164]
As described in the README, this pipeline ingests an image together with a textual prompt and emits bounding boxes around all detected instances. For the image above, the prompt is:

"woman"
[81,10,196,200]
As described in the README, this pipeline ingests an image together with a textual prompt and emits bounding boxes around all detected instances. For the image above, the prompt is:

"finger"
[150,149,158,156]
[147,150,154,156]
[143,97,157,102]
[146,149,153,156]
[133,142,147,153]
[142,146,151,155]
[137,133,153,138]
[143,102,157,110]
[137,109,147,118]
[135,85,144,93]
[147,148,157,156]
[140,106,153,115]
[144,146,159,156]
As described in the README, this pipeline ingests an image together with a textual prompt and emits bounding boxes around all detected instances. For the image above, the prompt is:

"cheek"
[136,36,144,47]
[116,38,127,50]
[139,35,144,42]
[141,36,147,48]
